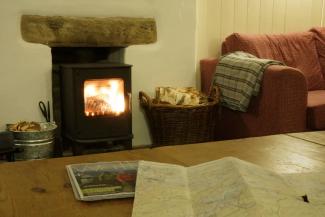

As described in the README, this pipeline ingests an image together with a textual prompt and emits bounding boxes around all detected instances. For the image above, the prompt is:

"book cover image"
[67,161,138,200]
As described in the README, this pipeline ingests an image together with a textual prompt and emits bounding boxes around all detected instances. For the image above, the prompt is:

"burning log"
[85,96,111,115]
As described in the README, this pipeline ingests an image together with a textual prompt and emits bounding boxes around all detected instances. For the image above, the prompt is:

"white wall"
[197,0,325,60]
[0,0,197,147]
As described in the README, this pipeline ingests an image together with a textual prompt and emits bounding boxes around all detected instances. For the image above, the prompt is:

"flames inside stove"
[84,78,125,117]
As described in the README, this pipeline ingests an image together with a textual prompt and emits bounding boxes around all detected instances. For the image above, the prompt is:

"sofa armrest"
[259,65,307,113]
[256,65,307,130]
[200,58,218,95]
[225,65,307,138]
[217,65,308,139]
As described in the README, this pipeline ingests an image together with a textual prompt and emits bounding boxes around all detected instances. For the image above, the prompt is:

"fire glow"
[84,79,125,117]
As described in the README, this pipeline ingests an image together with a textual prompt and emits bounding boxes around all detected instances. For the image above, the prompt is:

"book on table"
[66,161,137,201]
[131,157,325,217]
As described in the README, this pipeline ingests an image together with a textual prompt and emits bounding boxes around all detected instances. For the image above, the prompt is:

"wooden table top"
[287,130,325,146]
[1,133,325,217]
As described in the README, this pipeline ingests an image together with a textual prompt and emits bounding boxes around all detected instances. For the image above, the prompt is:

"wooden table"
[1,133,325,217]
[287,130,325,146]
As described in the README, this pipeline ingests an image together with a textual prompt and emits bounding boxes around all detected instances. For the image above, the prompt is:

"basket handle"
[209,86,220,104]
[139,91,152,108]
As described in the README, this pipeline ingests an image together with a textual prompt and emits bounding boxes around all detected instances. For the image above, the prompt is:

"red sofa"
[200,28,325,140]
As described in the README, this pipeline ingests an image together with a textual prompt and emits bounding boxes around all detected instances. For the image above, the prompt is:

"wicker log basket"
[139,88,219,147]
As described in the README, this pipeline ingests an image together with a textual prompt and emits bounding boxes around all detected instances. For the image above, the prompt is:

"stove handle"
[128,93,132,111]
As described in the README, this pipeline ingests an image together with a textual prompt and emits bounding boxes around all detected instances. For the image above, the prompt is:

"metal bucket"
[7,122,57,160]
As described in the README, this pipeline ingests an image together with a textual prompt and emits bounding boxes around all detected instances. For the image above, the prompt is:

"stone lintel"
[21,15,157,47]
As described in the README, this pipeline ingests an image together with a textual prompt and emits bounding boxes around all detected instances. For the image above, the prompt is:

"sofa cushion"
[223,32,325,90]
[307,90,325,129]
[310,27,325,82]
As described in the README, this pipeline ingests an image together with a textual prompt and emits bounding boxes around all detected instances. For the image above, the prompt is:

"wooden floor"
[0,133,325,217]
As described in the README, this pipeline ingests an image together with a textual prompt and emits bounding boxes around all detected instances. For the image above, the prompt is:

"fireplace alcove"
[52,47,133,155]
[21,15,157,156]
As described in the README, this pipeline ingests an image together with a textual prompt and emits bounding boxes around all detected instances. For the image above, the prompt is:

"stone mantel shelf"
[21,15,157,47]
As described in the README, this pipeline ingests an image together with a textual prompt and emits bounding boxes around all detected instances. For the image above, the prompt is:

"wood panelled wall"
[197,0,325,60]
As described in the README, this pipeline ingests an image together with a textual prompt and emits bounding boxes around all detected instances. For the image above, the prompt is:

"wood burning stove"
[60,63,132,142]
[51,47,133,155]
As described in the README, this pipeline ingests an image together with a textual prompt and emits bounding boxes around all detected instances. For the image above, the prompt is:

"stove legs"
[64,138,133,156]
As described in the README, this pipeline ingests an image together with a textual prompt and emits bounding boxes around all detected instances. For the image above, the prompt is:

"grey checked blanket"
[212,51,284,112]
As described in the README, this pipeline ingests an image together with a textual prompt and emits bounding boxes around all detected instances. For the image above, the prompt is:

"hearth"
[52,47,133,155]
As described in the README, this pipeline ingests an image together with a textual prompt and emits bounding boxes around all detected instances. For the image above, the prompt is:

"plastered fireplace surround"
[21,15,156,153]
[0,0,197,147]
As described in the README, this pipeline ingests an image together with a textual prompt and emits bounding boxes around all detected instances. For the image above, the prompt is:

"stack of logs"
[155,87,209,106]
[8,121,41,132]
